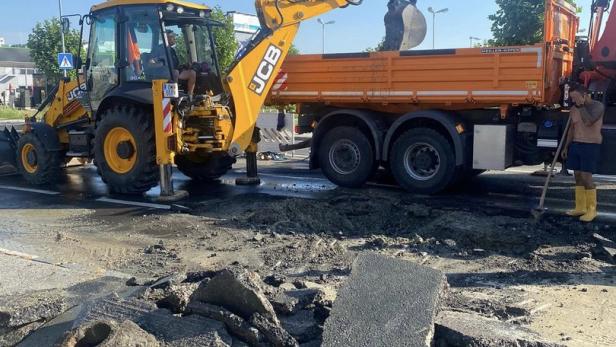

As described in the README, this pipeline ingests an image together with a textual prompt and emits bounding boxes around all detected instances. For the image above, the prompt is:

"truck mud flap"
[0,126,19,167]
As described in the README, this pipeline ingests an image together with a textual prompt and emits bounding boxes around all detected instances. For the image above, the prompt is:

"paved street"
[2,159,616,221]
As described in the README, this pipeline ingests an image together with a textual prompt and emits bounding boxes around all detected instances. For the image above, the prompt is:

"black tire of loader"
[94,106,159,194]
[175,153,235,181]
[16,132,63,185]
[390,128,456,194]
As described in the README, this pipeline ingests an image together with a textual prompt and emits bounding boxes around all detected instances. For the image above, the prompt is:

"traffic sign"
[58,53,74,70]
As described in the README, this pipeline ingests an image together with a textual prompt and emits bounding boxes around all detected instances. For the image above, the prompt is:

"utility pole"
[58,0,67,78]
[317,18,335,54]
[469,36,481,48]
[427,7,448,49]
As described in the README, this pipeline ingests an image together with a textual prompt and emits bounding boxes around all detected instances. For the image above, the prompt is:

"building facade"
[229,12,260,49]
[0,47,37,107]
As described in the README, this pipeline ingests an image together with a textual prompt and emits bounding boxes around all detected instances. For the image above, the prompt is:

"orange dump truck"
[267,0,616,193]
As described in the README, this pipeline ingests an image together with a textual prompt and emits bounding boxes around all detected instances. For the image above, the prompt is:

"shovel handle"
[537,115,572,209]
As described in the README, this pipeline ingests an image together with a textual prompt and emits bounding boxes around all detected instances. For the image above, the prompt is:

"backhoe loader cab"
[86,1,223,112]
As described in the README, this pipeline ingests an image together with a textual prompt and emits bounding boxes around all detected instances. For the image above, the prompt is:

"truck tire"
[390,128,456,194]
[318,126,375,188]
[175,153,235,181]
[16,132,63,185]
[94,106,158,194]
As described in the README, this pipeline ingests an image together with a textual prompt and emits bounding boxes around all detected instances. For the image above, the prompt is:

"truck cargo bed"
[270,45,568,111]
[268,0,577,113]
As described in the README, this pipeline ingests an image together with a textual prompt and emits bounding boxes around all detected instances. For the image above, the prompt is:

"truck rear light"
[295,125,300,134]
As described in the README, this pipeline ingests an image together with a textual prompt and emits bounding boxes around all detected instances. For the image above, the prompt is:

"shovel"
[531,115,572,220]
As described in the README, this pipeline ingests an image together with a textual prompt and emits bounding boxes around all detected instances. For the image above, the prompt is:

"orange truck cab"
[267,0,616,194]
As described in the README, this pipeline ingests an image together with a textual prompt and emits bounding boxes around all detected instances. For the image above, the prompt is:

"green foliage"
[210,7,238,74]
[0,106,34,120]
[489,0,578,46]
[365,37,386,52]
[288,44,300,56]
[27,18,85,83]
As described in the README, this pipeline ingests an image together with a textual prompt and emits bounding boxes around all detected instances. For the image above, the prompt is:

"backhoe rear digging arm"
[226,0,362,155]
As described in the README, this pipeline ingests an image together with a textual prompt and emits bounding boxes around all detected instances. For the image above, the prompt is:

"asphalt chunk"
[435,310,565,347]
[322,253,446,347]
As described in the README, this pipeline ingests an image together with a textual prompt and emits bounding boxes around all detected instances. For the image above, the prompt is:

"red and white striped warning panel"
[272,71,288,92]
[162,98,172,133]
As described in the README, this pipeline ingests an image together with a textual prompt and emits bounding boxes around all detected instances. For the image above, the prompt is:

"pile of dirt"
[194,193,610,258]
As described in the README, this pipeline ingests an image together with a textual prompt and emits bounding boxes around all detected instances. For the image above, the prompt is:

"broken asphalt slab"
[434,310,564,347]
[57,319,159,347]
[10,280,139,347]
[137,308,234,347]
[322,253,447,347]
[190,268,279,323]
[592,233,616,263]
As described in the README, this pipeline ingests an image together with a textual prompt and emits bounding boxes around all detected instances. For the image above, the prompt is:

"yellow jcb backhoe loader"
[0,0,365,200]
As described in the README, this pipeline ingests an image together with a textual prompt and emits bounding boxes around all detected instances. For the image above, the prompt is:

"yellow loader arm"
[226,0,362,154]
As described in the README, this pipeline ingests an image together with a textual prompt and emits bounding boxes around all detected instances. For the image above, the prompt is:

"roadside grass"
[0,106,34,120]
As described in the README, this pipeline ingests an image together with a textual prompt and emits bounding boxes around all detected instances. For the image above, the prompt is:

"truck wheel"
[16,133,62,185]
[318,126,375,188]
[390,128,456,194]
[175,153,235,181]
[94,106,158,194]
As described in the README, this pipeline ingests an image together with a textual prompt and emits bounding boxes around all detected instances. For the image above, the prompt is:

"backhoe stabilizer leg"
[155,164,188,202]
[236,150,261,186]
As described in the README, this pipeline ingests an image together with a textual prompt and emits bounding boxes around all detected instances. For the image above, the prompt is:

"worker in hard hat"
[562,83,605,222]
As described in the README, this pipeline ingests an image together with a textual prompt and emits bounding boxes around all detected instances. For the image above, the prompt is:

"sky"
[0,0,599,53]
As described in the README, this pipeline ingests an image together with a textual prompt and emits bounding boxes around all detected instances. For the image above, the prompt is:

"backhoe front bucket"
[0,127,19,169]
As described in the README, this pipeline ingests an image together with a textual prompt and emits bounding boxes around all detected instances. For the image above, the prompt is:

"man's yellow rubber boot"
[566,186,587,217]
[580,189,598,223]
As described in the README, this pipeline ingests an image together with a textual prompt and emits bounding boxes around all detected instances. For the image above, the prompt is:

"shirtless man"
[150,30,197,96]
[562,84,605,222]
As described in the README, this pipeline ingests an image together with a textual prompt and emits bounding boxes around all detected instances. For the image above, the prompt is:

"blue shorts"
[566,142,601,174]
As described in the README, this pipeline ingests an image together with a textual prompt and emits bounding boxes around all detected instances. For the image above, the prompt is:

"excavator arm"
[225,0,362,154]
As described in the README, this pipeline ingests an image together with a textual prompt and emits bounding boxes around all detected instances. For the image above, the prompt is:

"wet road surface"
[1,159,616,222]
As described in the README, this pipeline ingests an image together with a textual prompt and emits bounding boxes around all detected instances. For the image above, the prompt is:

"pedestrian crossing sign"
[58,53,74,70]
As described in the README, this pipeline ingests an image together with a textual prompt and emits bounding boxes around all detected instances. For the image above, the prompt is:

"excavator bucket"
[383,0,427,51]
[0,126,18,169]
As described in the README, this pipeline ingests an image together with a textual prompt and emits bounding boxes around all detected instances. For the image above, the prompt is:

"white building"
[229,12,260,49]
[0,48,36,106]
[0,37,5,47]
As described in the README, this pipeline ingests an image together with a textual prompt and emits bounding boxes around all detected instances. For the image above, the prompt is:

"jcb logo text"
[249,45,282,96]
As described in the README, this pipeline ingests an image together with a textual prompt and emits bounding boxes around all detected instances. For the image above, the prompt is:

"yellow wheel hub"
[21,143,38,174]
[104,127,137,174]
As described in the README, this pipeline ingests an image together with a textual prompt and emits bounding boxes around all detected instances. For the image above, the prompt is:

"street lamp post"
[427,7,448,49]
[58,0,67,78]
[469,36,481,48]
[317,18,335,54]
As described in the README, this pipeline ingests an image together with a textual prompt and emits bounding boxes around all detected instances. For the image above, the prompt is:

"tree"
[365,37,386,52]
[27,18,84,83]
[288,44,300,56]
[489,0,578,46]
[210,7,238,74]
